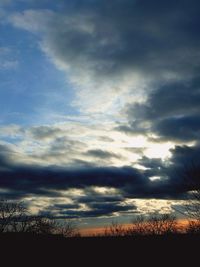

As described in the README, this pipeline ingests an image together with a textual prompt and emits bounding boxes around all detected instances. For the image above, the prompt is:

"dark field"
[0,233,199,265]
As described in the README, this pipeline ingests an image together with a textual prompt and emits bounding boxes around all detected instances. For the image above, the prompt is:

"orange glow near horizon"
[79,219,189,236]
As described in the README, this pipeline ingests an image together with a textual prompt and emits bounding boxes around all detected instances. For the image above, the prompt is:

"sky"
[0,0,200,229]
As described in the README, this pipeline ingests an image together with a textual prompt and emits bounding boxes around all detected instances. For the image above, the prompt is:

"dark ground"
[0,233,199,265]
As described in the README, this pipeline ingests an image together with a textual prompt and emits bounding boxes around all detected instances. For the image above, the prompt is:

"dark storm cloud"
[10,0,200,81]
[88,202,135,213]
[38,187,133,218]
[70,159,95,168]
[0,152,147,199]
[73,187,125,205]
[134,144,200,198]
[138,156,166,178]
[122,179,187,200]
[154,115,200,141]
[0,164,143,192]
[120,78,200,142]
[50,0,200,78]
[116,125,145,136]
[50,203,80,210]
[127,79,200,122]
[46,200,137,218]
[0,144,18,170]
[85,149,121,159]
[56,203,136,219]
[167,144,200,187]
[0,146,11,165]
[1,141,200,220]
[139,157,163,170]
[76,194,123,204]
[170,145,200,167]
[0,148,199,203]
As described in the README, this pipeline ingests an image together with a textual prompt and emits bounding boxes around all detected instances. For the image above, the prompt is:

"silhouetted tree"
[127,213,177,236]
[126,215,148,236]
[0,199,27,232]
[57,220,80,237]
[146,213,177,235]
[30,217,57,235]
[181,163,200,221]
[104,221,125,237]
[185,220,200,234]
[0,200,80,237]
[175,162,200,233]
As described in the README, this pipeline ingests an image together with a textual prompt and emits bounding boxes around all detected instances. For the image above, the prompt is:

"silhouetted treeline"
[0,199,80,237]
[103,214,178,237]
[98,213,200,237]
[0,200,199,266]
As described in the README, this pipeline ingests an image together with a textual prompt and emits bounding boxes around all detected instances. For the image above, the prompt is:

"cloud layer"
[8,0,200,112]
[0,0,200,221]
[121,78,200,142]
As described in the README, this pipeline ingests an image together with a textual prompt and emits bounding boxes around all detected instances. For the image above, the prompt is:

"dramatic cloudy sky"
[0,0,200,228]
